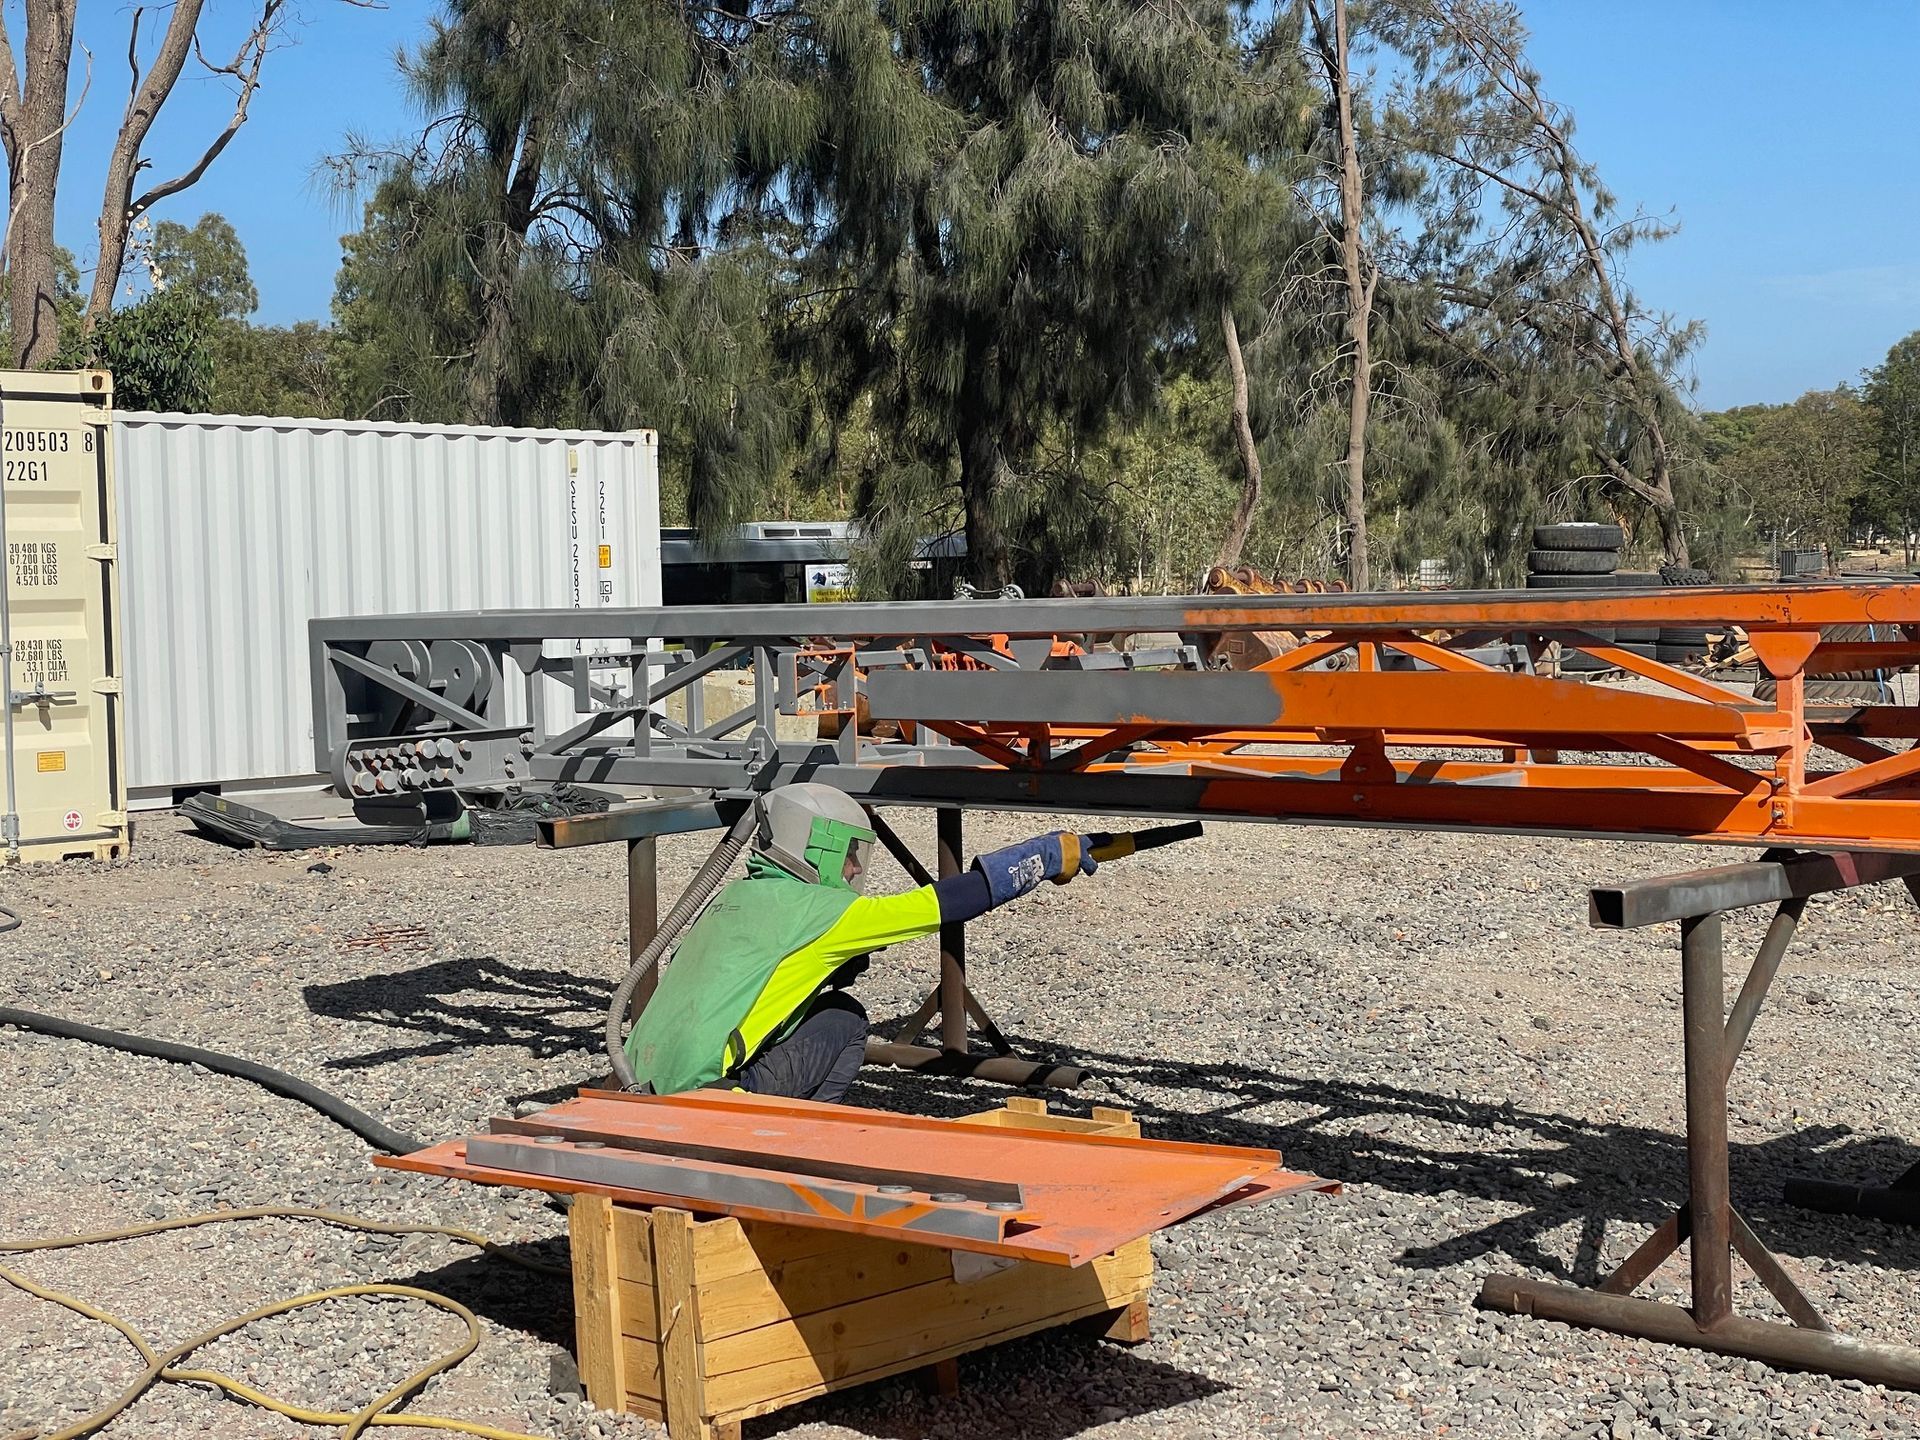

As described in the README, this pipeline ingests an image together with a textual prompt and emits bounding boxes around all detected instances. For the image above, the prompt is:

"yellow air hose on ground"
[0,1207,571,1440]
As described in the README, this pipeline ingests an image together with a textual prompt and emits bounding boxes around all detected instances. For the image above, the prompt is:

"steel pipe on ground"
[1479,1275,1920,1389]
[864,1040,1086,1090]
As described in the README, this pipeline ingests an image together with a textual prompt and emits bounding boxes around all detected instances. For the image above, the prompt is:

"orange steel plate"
[378,1089,1334,1266]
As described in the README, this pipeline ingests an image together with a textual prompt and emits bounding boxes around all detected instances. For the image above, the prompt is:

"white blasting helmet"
[754,784,878,892]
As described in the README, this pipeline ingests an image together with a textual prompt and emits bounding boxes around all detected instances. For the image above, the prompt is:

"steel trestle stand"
[1479,850,1920,1387]
[864,807,1087,1089]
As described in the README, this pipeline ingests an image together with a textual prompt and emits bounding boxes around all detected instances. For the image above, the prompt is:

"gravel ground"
[4,800,1920,1440]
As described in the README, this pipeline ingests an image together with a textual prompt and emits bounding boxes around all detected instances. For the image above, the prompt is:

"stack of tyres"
[1612,571,1664,657]
[1652,561,1715,666]
[1528,523,1624,674]
[1754,623,1894,706]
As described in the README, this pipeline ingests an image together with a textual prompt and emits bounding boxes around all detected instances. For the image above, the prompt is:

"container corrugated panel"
[0,369,126,860]
[116,412,661,807]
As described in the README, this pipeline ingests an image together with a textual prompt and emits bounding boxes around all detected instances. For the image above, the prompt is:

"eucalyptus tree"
[1387,0,1700,564]
[1865,331,1920,564]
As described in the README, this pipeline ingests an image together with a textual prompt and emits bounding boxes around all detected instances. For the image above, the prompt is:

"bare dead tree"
[1,3,373,367]
[1,1,80,368]
[86,1,285,329]
[1216,302,1264,567]
[1304,0,1376,590]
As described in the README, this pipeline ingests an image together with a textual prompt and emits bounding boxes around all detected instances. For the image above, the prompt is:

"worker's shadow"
[303,956,608,1070]
[853,1030,1920,1291]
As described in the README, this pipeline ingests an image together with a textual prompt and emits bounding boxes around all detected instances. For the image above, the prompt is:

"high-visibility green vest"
[624,860,858,1095]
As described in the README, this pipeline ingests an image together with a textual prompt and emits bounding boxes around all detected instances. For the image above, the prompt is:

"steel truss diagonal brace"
[864,808,1084,1089]
[328,645,491,731]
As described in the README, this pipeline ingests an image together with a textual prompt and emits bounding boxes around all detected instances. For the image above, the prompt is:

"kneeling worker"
[623,784,1097,1102]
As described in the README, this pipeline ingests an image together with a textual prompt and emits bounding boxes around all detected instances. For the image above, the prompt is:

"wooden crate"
[567,1098,1154,1440]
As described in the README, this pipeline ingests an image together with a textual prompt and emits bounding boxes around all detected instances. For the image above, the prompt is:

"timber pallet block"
[567,1098,1153,1440]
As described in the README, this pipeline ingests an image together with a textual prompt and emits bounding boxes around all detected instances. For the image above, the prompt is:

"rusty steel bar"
[623,835,660,1023]
[937,807,968,1057]
[1478,1278,1920,1389]
[1592,852,1920,928]
[870,810,938,887]
[1722,898,1803,1079]
[864,1040,1086,1091]
[1681,911,1734,1327]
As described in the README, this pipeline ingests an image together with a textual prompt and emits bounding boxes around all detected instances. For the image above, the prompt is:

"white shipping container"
[116,413,662,808]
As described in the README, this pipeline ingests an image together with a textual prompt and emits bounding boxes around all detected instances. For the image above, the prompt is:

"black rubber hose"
[605,803,760,1090]
[0,1004,424,1155]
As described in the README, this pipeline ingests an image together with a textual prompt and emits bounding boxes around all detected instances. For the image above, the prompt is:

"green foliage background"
[11,0,1915,589]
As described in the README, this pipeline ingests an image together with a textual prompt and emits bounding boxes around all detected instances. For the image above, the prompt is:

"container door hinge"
[91,677,122,695]
[85,543,117,563]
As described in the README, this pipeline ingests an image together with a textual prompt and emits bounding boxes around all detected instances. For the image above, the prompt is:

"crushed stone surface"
[3,807,1920,1439]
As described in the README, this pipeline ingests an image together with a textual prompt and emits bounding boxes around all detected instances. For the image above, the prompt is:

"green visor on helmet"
[806,814,876,892]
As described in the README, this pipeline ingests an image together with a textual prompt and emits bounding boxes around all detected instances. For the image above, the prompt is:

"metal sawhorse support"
[1480,849,1920,1386]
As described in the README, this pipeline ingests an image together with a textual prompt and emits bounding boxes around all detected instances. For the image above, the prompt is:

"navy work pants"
[735,991,868,1103]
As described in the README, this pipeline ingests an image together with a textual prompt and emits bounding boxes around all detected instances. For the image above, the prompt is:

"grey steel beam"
[487,1114,1024,1204]
[465,1136,1011,1242]
[306,580,1909,649]
[1591,851,1920,929]
[536,795,751,848]
[868,670,1286,728]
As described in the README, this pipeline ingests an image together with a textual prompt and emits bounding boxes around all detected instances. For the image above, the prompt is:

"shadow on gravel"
[855,1025,1920,1287]
[304,957,609,1069]
[743,1337,1228,1440]
[387,1243,577,1348]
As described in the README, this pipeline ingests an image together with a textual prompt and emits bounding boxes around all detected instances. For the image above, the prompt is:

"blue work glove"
[972,833,1098,908]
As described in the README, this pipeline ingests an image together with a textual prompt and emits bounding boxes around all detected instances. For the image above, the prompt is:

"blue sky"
[17,0,1920,410]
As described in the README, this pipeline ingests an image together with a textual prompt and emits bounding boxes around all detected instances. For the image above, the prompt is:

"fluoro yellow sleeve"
[732,886,945,1062]
[811,885,945,960]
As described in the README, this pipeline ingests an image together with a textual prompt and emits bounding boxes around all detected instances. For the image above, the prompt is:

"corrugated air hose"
[605,800,761,1090]
[0,916,564,1439]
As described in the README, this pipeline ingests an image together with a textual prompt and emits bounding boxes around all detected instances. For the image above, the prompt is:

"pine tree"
[332,0,834,527]
[792,0,1276,591]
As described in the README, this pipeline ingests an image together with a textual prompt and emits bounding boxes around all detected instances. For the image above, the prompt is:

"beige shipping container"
[0,369,126,862]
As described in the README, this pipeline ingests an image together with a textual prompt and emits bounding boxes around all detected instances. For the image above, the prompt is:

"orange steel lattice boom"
[313,580,1920,857]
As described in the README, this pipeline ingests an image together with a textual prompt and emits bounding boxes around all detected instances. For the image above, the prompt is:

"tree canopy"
[19,1,1902,592]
